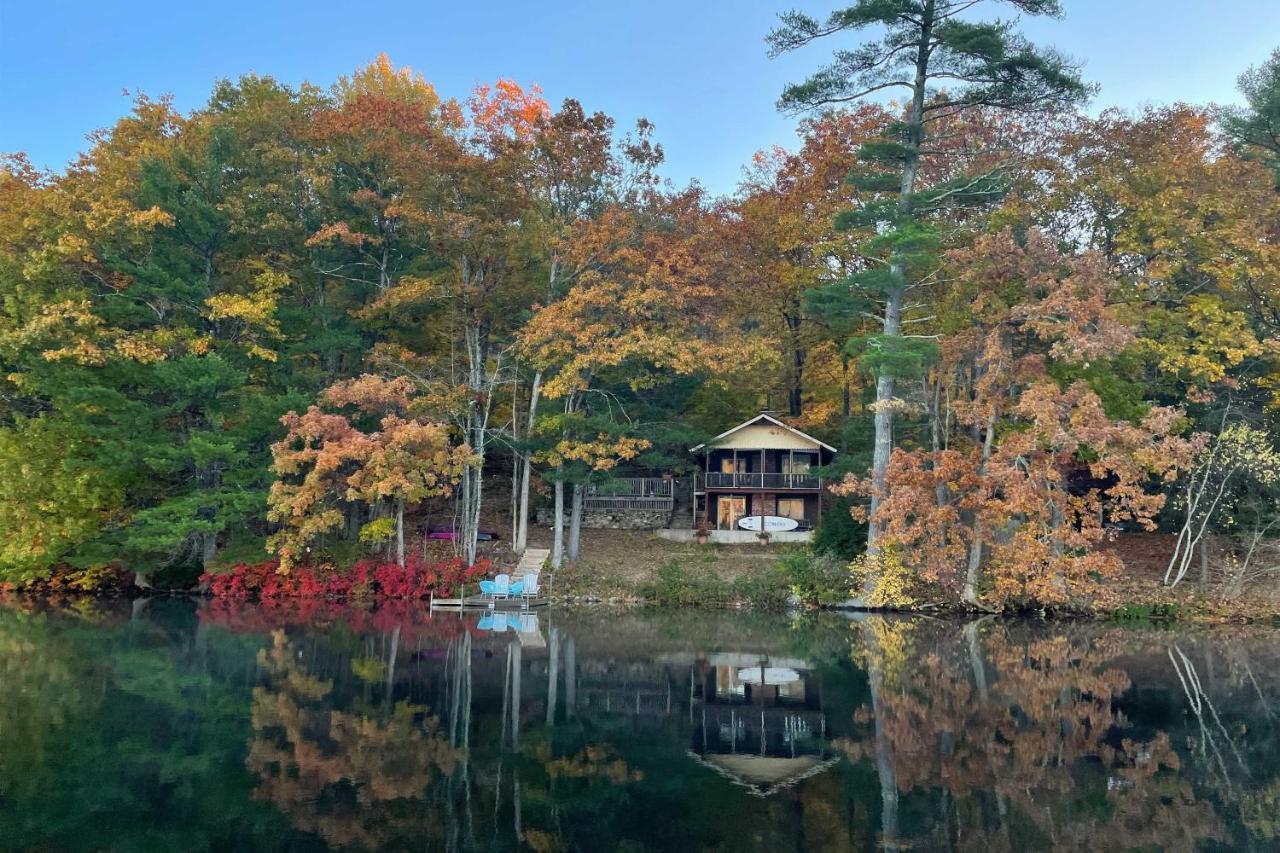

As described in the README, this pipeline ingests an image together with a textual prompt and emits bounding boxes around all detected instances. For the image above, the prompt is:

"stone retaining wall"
[536,507,670,530]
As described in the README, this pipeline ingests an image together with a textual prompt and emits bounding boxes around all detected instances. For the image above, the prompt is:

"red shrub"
[200,555,495,602]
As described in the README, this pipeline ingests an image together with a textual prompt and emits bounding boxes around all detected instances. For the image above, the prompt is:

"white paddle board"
[737,515,799,532]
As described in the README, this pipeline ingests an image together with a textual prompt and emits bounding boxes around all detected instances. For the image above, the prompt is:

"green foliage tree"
[1220,48,1280,184]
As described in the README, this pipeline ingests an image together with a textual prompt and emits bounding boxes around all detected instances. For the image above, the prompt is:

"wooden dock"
[430,595,548,611]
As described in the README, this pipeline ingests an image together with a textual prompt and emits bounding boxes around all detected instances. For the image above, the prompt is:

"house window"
[782,454,813,474]
[777,498,806,521]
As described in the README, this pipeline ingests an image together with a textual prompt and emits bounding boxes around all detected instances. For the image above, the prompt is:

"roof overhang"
[690,413,837,454]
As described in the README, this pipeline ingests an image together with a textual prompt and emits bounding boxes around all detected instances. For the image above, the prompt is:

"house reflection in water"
[687,653,839,797]
[557,642,839,797]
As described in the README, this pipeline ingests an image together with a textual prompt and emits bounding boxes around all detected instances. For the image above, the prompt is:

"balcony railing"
[701,472,821,490]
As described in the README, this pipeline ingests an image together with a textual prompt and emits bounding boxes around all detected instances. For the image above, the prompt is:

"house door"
[718,496,747,530]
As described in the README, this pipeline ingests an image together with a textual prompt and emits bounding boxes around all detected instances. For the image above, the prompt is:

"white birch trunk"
[515,370,542,553]
[568,483,584,563]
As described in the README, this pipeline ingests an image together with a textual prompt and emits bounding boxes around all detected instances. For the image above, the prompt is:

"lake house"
[689,413,836,541]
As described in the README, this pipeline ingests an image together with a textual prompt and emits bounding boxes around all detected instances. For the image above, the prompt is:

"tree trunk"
[550,470,565,569]
[1198,535,1211,594]
[201,531,218,570]
[784,311,805,418]
[866,286,902,559]
[867,7,930,576]
[395,499,406,568]
[133,571,152,591]
[568,483,584,563]
[459,309,496,567]
[515,370,542,553]
[963,409,997,607]
[841,353,852,419]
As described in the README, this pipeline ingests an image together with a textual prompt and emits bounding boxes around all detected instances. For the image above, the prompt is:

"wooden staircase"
[516,547,549,577]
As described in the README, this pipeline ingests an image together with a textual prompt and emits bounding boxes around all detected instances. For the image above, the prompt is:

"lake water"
[1,599,1277,852]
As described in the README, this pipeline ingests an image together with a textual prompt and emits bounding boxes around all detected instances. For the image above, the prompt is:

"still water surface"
[1,598,1278,851]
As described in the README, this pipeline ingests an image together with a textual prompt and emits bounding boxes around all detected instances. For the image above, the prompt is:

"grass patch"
[637,560,789,610]
[552,560,631,599]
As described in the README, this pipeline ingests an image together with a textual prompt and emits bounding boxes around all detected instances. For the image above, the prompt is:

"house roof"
[690,413,837,454]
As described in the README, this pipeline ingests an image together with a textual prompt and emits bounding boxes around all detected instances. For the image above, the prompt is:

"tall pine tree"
[768,1,1088,574]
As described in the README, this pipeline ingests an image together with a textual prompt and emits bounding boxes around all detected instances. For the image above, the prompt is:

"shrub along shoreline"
[6,546,1280,625]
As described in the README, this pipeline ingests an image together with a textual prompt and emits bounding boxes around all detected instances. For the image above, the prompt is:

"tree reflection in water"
[3,598,1279,851]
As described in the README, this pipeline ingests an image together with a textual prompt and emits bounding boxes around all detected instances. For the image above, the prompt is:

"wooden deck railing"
[584,477,675,511]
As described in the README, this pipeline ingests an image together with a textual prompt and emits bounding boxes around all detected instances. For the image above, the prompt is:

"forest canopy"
[3,16,1280,609]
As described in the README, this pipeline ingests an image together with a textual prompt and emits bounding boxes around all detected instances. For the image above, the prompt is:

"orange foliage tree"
[838,231,1191,607]
[267,375,475,570]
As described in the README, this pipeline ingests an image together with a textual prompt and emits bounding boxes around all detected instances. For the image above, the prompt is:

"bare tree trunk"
[963,409,997,607]
[1199,535,1211,594]
[867,287,901,559]
[568,483,584,563]
[201,532,218,570]
[550,471,565,569]
[395,499,406,568]
[460,323,495,566]
[515,370,542,553]
[510,379,520,548]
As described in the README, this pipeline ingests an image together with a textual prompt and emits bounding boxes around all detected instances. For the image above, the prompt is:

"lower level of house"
[697,491,821,531]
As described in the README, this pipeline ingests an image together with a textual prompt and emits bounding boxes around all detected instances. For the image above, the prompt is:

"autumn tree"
[510,100,652,554]
[726,107,889,424]
[267,375,474,569]
[0,80,319,583]
[839,230,1191,607]
[520,194,749,566]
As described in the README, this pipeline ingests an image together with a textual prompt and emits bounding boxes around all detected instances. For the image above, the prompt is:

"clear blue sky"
[2,0,1277,195]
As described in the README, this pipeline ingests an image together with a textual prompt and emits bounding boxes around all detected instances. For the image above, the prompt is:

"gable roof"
[690,413,837,454]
